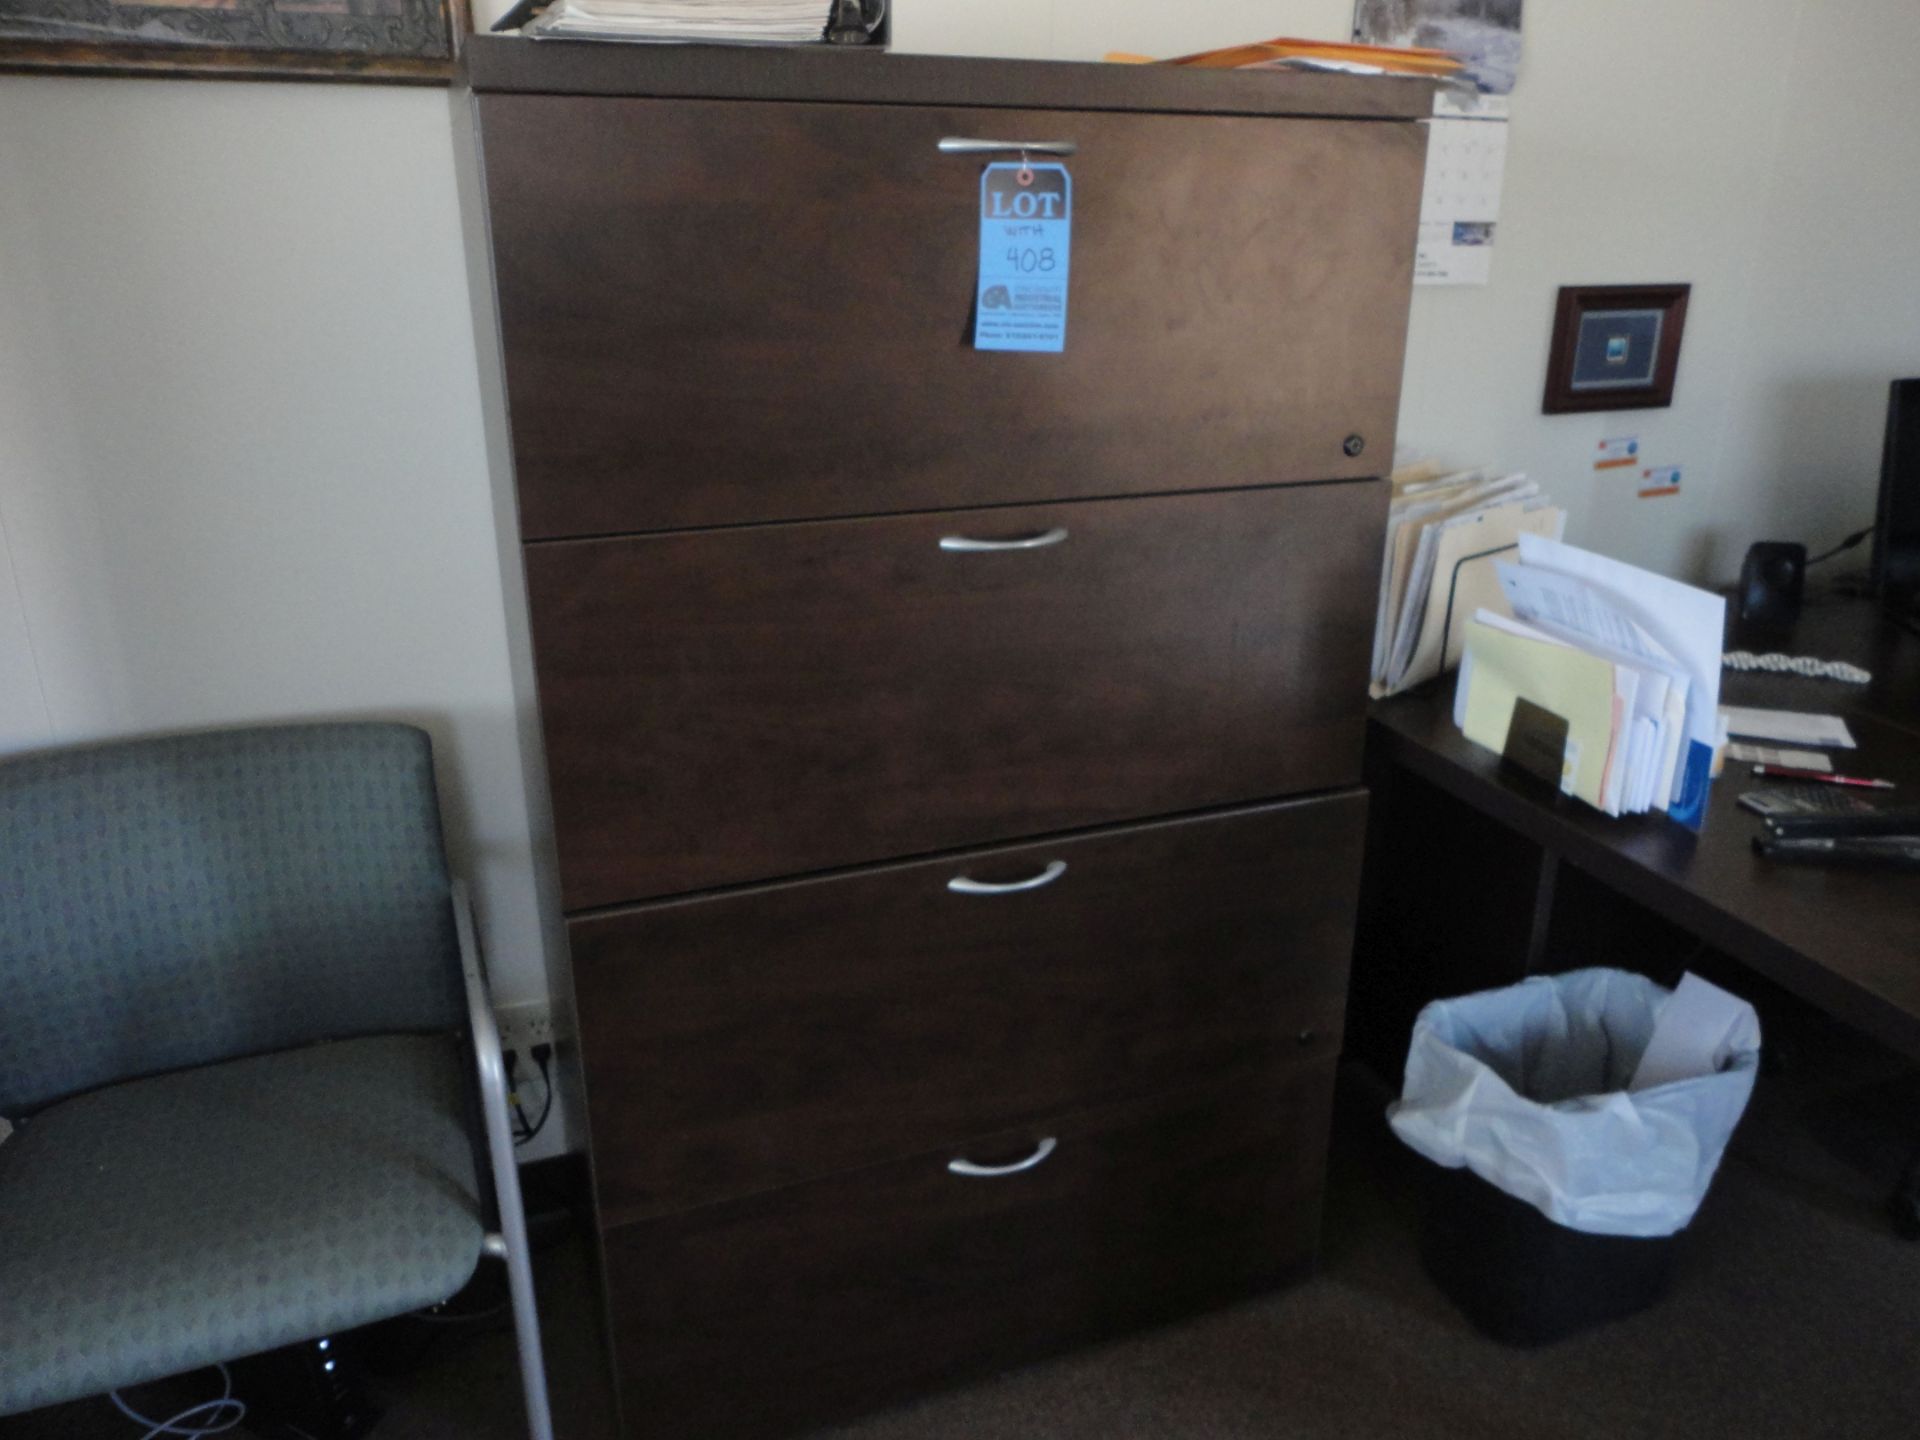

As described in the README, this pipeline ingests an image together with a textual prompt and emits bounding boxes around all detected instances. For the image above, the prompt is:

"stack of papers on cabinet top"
[1453,536,1727,831]
[1370,459,1566,698]
[527,0,834,43]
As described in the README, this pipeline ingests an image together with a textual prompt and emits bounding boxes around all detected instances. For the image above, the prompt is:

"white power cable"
[109,1363,246,1440]
[1723,651,1872,684]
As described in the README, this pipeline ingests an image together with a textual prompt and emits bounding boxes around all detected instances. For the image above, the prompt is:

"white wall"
[1394,0,1807,580]
[1707,0,1920,573]
[0,81,551,1016]
[3,1,1917,1151]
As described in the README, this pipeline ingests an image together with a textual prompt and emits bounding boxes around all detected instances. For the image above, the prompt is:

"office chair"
[0,722,554,1439]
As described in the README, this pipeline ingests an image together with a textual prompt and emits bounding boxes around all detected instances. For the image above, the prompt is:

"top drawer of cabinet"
[477,95,1425,539]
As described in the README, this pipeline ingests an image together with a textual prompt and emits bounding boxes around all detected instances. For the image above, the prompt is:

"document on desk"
[1466,614,1681,821]
[1720,707,1857,750]
[1493,564,1690,815]
[1456,614,1629,812]
[1499,535,1726,830]
[1370,468,1565,697]
[1391,500,1565,693]
[1725,744,1833,771]
[1372,470,1486,688]
[1373,470,1492,689]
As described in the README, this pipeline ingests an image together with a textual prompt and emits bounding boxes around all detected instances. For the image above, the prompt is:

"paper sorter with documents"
[1454,538,1727,829]
[1454,613,1630,810]
[1371,461,1566,698]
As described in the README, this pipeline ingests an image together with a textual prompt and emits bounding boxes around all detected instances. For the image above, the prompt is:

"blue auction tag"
[974,162,1072,354]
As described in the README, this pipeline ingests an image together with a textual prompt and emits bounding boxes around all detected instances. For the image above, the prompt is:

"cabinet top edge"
[460,36,1437,121]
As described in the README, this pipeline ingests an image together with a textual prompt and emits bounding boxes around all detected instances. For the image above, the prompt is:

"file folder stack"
[1453,536,1727,830]
[1371,460,1567,698]
[527,0,835,44]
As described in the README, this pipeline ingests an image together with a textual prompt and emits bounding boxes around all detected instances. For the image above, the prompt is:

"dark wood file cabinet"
[459,37,1428,1439]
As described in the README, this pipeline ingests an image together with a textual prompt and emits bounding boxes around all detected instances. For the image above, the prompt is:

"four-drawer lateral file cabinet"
[456,37,1430,1440]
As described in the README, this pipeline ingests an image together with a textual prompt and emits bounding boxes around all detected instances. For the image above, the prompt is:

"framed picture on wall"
[1542,284,1691,414]
[0,0,466,83]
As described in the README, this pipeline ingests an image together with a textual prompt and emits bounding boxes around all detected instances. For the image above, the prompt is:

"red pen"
[1752,765,1896,790]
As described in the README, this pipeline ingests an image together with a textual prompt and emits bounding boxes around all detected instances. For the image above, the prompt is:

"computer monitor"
[1872,379,1920,606]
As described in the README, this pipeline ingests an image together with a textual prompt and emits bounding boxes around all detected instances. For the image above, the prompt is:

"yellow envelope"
[1458,618,1625,812]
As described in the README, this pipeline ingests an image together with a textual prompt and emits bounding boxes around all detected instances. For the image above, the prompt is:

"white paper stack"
[1451,536,1727,830]
[1370,459,1566,697]
[528,0,834,44]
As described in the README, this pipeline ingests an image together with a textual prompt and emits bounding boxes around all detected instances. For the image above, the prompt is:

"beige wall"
[0,81,548,1015]
[1706,0,1920,567]
[2,1,1917,1151]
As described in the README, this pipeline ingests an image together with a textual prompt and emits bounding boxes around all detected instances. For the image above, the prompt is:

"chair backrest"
[0,722,464,1115]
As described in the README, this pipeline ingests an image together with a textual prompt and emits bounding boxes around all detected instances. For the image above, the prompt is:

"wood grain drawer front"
[479,94,1425,538]
[600,1063,1334,1440]
[527,481,1385,910]
[572,795,1363,1223]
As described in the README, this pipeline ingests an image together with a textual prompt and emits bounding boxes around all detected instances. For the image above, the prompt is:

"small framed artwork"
[0,0,465,83]
[1542,284,1691,414]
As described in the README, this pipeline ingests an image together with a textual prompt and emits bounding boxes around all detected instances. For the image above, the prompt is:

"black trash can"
[1389,971,1761,1348]
[1416,1159,1682,1346]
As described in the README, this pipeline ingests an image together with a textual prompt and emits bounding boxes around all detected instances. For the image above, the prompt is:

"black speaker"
[1739,541,1807,629]
[1872,378,1920,603]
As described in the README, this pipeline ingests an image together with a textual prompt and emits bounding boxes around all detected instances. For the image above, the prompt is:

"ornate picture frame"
[1542,283,1691,415]
[0,0,466,83]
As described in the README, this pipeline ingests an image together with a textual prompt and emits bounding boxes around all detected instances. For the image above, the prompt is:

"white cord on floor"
[1723,651,1872,684]
[109,1363,246,1440]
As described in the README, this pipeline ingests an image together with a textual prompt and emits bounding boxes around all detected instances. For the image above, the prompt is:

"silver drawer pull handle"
[947,860,1067,896]
[939,528,1068,554]
[939,138,1078,157]
[948,1137,1058,1179]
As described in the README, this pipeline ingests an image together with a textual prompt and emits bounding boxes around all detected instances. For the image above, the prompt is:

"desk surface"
[1370,598,1920,1061]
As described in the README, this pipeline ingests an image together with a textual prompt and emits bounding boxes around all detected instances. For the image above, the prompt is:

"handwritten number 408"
[1005,248,1058,274]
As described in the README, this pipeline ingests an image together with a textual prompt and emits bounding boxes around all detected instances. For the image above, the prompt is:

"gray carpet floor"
[10,1055,1918,1440]
[807,1067,1920,1440]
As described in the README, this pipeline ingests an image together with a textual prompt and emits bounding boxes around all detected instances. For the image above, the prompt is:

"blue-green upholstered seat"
[0,723,495,1421]
[0,1034,483,1415]
[0,723,463,1118]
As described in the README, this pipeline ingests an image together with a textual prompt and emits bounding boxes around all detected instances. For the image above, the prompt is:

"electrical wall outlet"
[496,1000,559,1056]
[495,1000,569,1163]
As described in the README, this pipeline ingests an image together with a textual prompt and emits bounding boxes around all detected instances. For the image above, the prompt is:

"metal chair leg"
[456,883,558,1440]
[484,1210,557,1440]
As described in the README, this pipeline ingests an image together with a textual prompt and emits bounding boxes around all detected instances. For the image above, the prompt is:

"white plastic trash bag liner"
[1389,969,1761,1239]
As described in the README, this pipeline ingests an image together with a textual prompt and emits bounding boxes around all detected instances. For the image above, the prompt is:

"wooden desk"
[1352,598,1920,1076]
